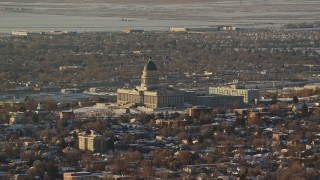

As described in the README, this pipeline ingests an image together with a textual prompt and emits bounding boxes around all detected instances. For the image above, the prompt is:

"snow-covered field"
[0,0,319,32]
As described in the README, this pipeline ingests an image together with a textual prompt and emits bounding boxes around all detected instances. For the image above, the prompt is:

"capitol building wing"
[117,59,185,109]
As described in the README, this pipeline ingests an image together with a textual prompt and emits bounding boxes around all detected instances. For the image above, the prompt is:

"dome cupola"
[143,59,157,71]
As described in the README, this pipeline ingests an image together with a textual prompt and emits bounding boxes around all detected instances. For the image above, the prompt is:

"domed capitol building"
[117,59,246,109]
[117,59,185,109]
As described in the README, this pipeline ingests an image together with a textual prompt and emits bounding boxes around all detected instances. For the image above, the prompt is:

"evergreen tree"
[292,96,299,104]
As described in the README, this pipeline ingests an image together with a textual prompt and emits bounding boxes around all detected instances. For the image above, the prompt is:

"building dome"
[140,58,159,90]
[143,59,157,71]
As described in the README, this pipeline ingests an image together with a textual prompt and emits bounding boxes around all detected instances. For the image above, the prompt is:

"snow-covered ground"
[1,0,319,33]
[73,103,186,116]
